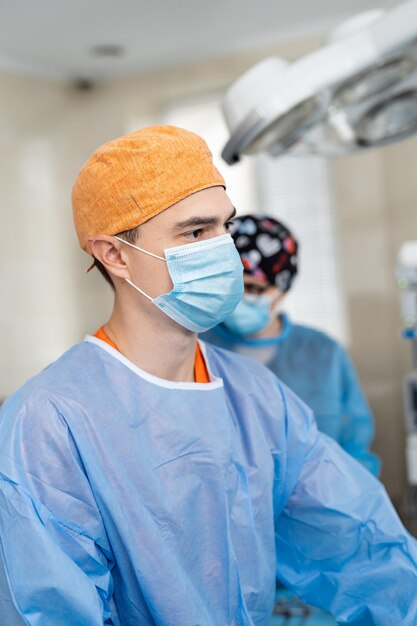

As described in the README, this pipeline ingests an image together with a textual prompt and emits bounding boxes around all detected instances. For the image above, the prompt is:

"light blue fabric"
[0,336,415,625]
[202,314,381,476]
[117,233,244,333]
[270,589,336,625]
[223,294,273,336]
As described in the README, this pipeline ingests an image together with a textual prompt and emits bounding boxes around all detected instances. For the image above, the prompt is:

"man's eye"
[245,286,266,295]
[225,220,235,232]
[185,229,202,240]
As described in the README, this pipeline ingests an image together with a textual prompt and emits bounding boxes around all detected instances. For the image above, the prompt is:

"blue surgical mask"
[114,233,244,333]
[223,293,272,336]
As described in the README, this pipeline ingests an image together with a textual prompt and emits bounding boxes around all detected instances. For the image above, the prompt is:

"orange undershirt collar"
[94,326,210,384]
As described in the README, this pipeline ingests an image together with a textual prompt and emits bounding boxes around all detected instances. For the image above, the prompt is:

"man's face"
[121,186,236,299]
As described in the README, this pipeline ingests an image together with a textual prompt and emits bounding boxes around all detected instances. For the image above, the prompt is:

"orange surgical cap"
[72,125,225,252]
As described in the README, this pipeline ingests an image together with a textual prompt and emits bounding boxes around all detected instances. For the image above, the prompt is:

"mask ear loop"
[124,278,153,302]
[113,235,167,302]
[113,235,165,261]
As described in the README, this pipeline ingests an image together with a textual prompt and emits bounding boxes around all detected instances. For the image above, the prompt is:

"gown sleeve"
[274,384,417,626]
[336,346,381,476]
[0,391,115,626]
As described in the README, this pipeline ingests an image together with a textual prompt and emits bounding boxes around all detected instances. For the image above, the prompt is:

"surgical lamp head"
[222,1,417,163]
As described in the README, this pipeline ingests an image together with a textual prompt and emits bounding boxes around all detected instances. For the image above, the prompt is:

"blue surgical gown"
[0,335,415,625]
[202,314,380,476]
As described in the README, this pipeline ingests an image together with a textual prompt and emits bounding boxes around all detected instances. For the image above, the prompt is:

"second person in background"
[202,213,380,476]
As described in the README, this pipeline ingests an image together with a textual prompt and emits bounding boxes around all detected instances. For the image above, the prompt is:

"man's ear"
[89,236,130,280]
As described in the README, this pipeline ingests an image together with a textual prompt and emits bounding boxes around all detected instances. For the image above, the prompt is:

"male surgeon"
[0,126,417,626]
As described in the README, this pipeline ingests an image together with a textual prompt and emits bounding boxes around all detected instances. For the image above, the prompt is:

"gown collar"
[85,335,224,391]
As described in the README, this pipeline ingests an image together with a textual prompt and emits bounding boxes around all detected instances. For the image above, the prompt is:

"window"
[256,153,349,344]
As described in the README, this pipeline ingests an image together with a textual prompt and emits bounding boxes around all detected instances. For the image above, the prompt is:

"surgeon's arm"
[274,386,417,626]
[0,395,114,626]
[338,346,381,476]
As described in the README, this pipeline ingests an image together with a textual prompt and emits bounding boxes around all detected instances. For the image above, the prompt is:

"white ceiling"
[0,0,398,83]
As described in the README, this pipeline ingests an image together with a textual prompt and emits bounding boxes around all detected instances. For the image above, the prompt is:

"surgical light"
[333,56,417,108]
[222,1,417,163]
[356,89,417,146]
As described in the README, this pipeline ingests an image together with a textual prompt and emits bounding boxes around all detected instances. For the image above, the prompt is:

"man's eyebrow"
[172,207,237,231]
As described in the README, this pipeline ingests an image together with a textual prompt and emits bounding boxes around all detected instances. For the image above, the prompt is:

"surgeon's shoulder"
[202,340,315,418]
[0,383,73,467]
[0,341,92,422]
[290,322,341,358]
[201,340,281,391]
[201,341,318,460]
[291,322,337,345]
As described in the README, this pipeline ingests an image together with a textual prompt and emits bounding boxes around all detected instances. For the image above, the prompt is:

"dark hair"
[93,225,141,289]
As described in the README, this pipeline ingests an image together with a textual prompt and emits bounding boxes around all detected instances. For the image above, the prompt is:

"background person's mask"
[223,293,273,336]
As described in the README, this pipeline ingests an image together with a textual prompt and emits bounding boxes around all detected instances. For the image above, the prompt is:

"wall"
[332,141,417,501]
